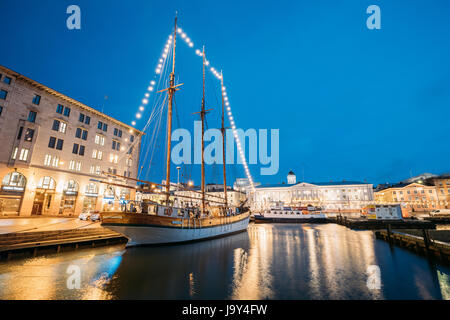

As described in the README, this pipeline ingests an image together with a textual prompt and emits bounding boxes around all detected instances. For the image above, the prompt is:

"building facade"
[0,65,142,216]
[374,183,439,213]
[250,171,374,213]
[426,174,450,209]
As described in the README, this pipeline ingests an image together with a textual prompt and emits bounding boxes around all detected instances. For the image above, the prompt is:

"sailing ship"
[100,16,250,246]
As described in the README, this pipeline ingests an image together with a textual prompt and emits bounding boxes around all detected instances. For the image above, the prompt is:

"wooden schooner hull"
[101,212,250,247]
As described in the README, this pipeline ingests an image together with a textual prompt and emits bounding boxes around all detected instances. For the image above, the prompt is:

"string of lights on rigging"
[130,26,255,191]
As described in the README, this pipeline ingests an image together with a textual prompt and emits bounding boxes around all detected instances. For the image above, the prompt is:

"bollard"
[387,224,392,244]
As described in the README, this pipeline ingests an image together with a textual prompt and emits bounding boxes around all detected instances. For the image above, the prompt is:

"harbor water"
[0,223,449,299]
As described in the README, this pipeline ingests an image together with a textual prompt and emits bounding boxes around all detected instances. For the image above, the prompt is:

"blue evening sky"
[1,0,449,186]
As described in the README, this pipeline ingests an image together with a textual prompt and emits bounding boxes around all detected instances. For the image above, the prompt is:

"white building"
[250,171,374,214]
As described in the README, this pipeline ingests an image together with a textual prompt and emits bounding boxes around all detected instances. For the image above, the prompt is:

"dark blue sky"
[1,0,449,186]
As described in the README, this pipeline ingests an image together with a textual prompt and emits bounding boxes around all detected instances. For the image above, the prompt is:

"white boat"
[254,203,327,223]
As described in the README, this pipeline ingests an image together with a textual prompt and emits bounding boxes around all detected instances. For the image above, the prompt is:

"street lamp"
[176,166,181,190]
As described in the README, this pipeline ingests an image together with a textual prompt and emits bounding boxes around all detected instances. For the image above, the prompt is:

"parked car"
[430,209,450,216]
[90,211,101,222]
[79,212,91,221]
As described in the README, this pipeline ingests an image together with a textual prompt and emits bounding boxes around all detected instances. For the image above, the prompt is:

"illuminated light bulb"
[222,86,226,91]
[224,97,228,101]
[125,138,128,142]
[150,80,156,85]
[181,33,186,38]
[147,86,152,91]
[157,64,162,69]
[131,121,136,126]
[177,28,182,33]
[136,113,141,119]
[186,38,190,42]
[162,53,167,58]
[227,107,231,111]
[139,106,144,111]
[121,147,125,151]
[195,49,201,55]
[142,99,148,104]
[226,102,230,106]
[159,58,163,63]
[189,42,194,47]
[205,61,210,66]
[169,35,173,39]
[228,112,232,116]
[144,93,149,98]
[156,69,161,74]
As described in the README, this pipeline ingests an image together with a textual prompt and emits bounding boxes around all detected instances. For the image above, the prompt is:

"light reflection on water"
[0,223,449,300]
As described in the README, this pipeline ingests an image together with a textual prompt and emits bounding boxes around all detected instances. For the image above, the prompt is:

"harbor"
[0,0,450,306]
[0,223,449,299]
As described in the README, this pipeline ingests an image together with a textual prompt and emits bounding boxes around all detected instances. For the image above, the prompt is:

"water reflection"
[0,223,449,299]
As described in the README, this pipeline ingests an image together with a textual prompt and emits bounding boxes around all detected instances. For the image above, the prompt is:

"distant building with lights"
[0,65,143,216]
[250,171,374,214]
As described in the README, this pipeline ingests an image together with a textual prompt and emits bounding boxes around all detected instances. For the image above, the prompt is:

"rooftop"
[0,64,144,135]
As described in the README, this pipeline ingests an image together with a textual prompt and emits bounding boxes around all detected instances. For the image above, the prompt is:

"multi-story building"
[250,171,374,214]
[374,182,439,213]
[424,174,450,209]
[174,184,246,208]
[0,65,143,216]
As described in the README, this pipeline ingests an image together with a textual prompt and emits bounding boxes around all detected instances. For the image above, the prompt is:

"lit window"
[19,148,29,161]
[92,149,97,159]
[76,161,82,171]
[44,154,52,166]
[69,160,76,170]
[11,147,18,160]
[52,156,59,167]
[59,122,67,133]
[90,165,95,174]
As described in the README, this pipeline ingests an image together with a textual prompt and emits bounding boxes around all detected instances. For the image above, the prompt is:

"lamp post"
[176,166,181,190]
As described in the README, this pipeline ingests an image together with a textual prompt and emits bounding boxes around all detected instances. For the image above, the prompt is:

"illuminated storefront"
[59,180,79,215]
[32,176,56,215]
[82,182,98,212]
[0,171,27,216]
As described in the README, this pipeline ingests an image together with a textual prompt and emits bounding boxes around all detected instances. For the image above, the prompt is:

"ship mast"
[200,46,206,215]
[164,15,178,205]
[220,71,228,212]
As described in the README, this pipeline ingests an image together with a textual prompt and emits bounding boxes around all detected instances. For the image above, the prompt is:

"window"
[73,144,85,156]
[103,123,108,132]
[79,145,85,156]
[114,128,123,137]
[130,135,134,142]
[3,76,11,85]
[56,104,64,114]
[91,149,103,160]
[109,154,118,164]
[24,128,35,142]
[44,154,52,166]
[85,116,90,125]
[69,160,76,170]
[56,139,64,150]
[112,140,116,150]
[0,106,3,116]
[48,137,56,148]
[127,146,133,155]
[89,165,95,174]
[17,127,24,140]
[0,90,8,100]
[27,111,37,123]
[98,121,103,130]
[51,156,59,167]
[19,148,29,161]
[95,134,105,146]
[59,122,67,133]
[52,120,66,133]
[126,158,133,166]
[76,161,82,171]
[63,107,71,117]
[11,147,18,160]
[79,113,85,123]
[76,128,88,140]
[32,95,41,105]
[96,166,101,175]
[72,143,79,154]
